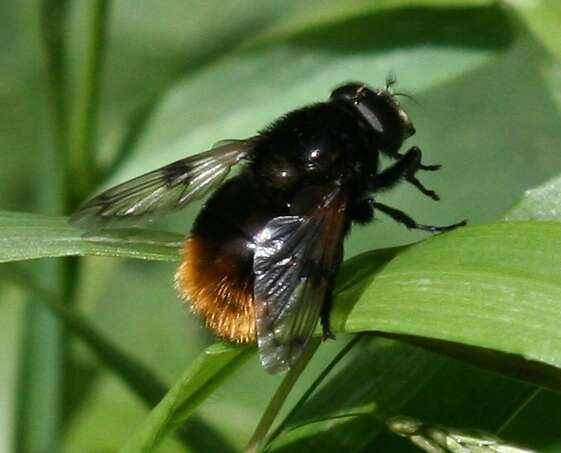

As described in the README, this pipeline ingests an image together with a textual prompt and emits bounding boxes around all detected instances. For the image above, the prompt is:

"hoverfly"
[71,81,465,373]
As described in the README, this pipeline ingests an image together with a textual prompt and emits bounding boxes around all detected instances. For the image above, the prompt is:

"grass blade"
[14,2,70,451]
[4,266,233,452]
[0,211,183,263]
[120,343,253,453]
[244,339,321,453]
[68,0,110,197]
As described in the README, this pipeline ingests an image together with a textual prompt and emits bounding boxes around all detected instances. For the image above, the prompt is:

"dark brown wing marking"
[253,186,347,373]
[70,138,256,229]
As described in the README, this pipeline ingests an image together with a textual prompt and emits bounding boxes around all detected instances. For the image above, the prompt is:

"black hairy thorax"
[249,102,379,210]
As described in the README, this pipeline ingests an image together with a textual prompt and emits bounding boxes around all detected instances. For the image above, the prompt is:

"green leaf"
[505,174,561,222]
[4,2,561,450]
[266,338,448,451]
[7,215,561,447]
[269,170,561,451]
[498,389,561,452]
[0,211,182,263]
[269,220,561,450]
[266,340,541,452]
[4,266,170,404]
[116,2,512,185]
[3,264,235,453]
[120,343,253,453]
[14,2,70,451]
[67,0,110,197]
[120,221,561,451]
[506,0,561,62]
[333,222,561,386]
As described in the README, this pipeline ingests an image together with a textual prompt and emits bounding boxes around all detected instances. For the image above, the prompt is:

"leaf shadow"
[282,4,514,55]
[382,332,561,394]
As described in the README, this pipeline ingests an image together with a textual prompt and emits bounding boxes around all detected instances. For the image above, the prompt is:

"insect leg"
[415,161,440,171]
[320,284,336,341]
[389,146,441,171]
[348,198,374,224]
[320,240,344,341]
[371,200,466,233]
[394,156,440,171]
[371,146,440,200]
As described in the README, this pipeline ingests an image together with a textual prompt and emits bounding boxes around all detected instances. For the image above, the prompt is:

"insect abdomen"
[175,234,256,343]
[175,174,287,343]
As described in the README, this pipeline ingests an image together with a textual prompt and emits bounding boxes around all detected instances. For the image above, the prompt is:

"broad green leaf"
[120,221,561,451]
[6,214,561,447]
[120,343,253,453]
[505,174,561,222]
[0,211,182,263]
[96,0,496,176]
[98,0,476,178]
[506,0,561,62]
[334,222,561,380]
[270,170,561,451]
[268,228,561,451]
[543,58,561,120]
[118,3,513,183]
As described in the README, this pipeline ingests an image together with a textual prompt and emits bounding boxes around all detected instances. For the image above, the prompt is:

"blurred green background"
[1,0,561,452]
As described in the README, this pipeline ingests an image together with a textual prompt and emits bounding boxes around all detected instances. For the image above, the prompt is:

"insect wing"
[253,188,346,373]
[70,139,256,229]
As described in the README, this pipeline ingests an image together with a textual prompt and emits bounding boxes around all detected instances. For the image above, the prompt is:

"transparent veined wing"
[70,138,257,229]
[253,186,347,373]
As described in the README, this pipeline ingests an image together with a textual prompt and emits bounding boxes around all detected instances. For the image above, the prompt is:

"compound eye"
[356,101,385,135]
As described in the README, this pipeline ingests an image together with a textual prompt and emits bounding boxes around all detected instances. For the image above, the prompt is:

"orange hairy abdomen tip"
[174,236,256,343]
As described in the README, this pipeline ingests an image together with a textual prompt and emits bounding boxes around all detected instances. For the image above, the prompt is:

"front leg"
[393,147,441,171]
[371,146,440,201]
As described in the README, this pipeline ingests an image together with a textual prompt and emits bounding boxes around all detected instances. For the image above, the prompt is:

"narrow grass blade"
[4,266,232,452]
[120,343,253,453]
[0,211,183,263]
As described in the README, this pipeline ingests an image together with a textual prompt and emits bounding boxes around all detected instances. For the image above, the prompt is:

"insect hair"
[385,72,398,91]
[385,73,421,107]
[394,92,422,107]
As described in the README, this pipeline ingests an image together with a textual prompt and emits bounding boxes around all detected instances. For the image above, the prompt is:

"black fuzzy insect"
[71,81,466,373]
